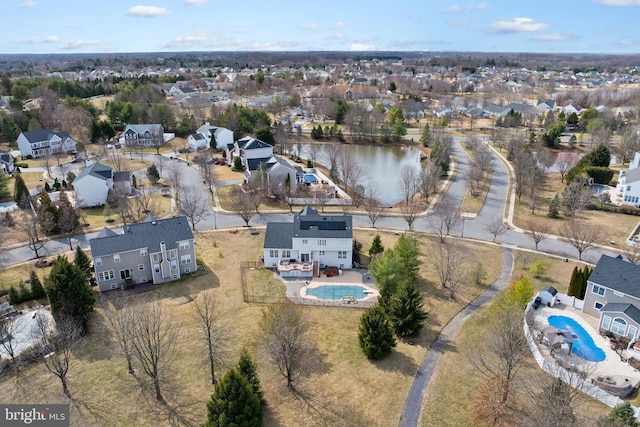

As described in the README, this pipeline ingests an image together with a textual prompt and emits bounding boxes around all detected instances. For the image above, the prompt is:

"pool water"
[547,315,606,362]
[305,285,369,300]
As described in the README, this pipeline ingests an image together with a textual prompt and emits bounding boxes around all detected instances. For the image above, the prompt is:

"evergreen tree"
[18,281,31,302]
[368,234,384,257]
[600,402,638,426]
[44,255,96,334]
[369,249,408,312]
[394,235,421,282]
[358,304,396,360]
[147,164,160,184]
[74,246,93,278]
[29,270,46,299]
[205,368,263,427]
[131,174,137,189]
[13,173,30,208]
[8,286,20,305]
[0,173,10,200]
[471,262,487,285]
[237,348,265,409]
[567,267,581,297]
[548,193,561,218]
[389,281,428,337]
[579,266,591,299]
[420,122,431,147]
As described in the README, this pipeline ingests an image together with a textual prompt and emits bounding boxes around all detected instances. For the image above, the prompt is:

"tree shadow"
[300,340,332,379]
[373,350,417,375]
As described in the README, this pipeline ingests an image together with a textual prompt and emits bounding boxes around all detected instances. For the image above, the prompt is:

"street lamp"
[461,207,468,238]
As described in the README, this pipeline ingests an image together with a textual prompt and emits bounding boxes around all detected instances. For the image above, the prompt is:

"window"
[152,254,159,262]
[185,268,190,274]
[602,315,611,330]
[269,250,278,258]
[628,325,638,340]
[302,239,308,244]
[179,241,190,250]
[318,239,327,246]
[140,249,148,257]
[592,285,605,296]
[611,317,627,336]
[318,251,325,256]
[141,277,147,283]
[110,283,118,290]
[113,254,120,263]
[94,258,102,267]
[282,250,291,259]
[628,186,631,191]
[171,261,177,270]
[98,270,115,282]
[138,264,145,271]
[181,255,192,265]
[173,274,179,279]
[594,302,603,310]
[154,264,160,273]
[338,251,347,259]
[168,250,177,260]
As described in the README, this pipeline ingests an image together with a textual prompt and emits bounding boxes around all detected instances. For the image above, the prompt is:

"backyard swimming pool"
[304,285,373,300]
[548,315,606,362]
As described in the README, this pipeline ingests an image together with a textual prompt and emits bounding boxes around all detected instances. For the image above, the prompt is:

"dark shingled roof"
[96,227,118,239]
[76,162,112,181]
[540,286,558,296]
[90,215,194,257]
[589,254,640,299]
[263,222,295,249]
[600,303,640,324]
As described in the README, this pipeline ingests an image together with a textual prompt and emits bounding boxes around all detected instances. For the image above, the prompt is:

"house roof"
[20,129,56,143]
[246,157,274,171]
[540,286,558,296]
[75,162,112,182]
[113,171,130,182]
[237,137,271,150]
[190,133,206,141]
[263,206,352,249]
[90,215,194,257]
[123,124,164,136]
[589,254,640,299]
[96,227,118,239]
[0,153,12,163]
[600,303,640,324]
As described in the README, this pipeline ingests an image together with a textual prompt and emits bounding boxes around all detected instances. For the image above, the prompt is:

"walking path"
[399,246,514,427]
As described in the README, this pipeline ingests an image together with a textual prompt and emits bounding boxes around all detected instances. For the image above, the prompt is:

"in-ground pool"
[547,315,606,362]
[303,174,318,184]
[305,285,372,300]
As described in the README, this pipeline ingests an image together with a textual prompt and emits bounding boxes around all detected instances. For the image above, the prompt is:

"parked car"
[114,143,121,149]
[207,157,221,165]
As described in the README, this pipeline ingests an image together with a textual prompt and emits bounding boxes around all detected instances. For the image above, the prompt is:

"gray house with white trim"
[89,215,196,292]
[582,255,640,341]
[263,206,353,278]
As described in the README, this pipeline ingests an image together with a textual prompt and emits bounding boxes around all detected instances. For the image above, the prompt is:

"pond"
[297,142,423,205]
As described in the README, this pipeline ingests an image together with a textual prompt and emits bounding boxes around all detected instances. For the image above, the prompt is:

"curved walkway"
[399,246,514,427]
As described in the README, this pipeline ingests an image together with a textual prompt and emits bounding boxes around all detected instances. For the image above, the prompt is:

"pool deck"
[277,269,380,307]
[531,304,640,383]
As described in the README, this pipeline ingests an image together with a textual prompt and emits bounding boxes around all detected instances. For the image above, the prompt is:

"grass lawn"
[511,170,639,246]
[0,229,505,427]
[213,164,244,183]
[420,251,611,426]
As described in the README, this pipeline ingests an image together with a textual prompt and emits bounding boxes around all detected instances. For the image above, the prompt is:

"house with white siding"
[17,129,77,158]
[616,152,640,207]
[72,162,114,207]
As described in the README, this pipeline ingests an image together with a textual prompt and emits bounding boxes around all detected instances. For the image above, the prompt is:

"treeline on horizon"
[1,51,640,76]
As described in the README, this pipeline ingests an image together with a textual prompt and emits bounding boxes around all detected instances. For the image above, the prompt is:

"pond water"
[298,143,423,205]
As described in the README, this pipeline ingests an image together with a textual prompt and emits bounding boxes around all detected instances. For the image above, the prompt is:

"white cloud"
[596,0,640,5]
[184,0,205,5]
[533,33,568,41]
[299,23,320,31]
[331,21,345,29]
[350,43,375,51]
[17,38,37,44]
[489,17,548,33]
[442,5,461,13]
[60,40,99,50]
[160,32,299,51]
[21,0,37,7]
[43,35,59,43]
[127,5,168,17]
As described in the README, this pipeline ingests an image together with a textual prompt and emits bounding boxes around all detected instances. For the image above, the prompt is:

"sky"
[1,0,640,55]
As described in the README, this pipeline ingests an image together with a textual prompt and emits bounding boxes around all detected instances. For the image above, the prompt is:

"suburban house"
[121,124,164,148]
[72,162,114,207]
[536,99,557,114]
[249,155,304,194]
[187,123,233,150]
[225,136,274,169]
[89,215,196,292]
[616,152,640,207]
[16,129,77,158]
[263,206,353,278]
[0,152,14,175]
[582,254,640,344]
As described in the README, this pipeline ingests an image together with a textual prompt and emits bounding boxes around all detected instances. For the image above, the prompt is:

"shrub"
[584,166,614,185]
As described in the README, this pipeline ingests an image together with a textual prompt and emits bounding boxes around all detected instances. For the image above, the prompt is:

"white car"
[106,144,113,149]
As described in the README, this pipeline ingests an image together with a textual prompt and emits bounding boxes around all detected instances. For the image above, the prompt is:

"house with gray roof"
[121,124,164,149]
[263,206,353,277]
[16,129,77,158]
[582,255,640,347]
[89,215,196,292]
[72,161,114,207]
[0,152,14,175]
[187,122,233,150]
[616,152,640,207]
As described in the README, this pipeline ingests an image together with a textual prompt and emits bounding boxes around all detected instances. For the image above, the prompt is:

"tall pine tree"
[74,246,92,278]
[358,304,396,360]
[205,368,263,427]
[13,174,30,208]
[368,234,384,257]
[29,270,46,299]
[237,348,265,409]
[567,267,581,297]
[389,281,429,337]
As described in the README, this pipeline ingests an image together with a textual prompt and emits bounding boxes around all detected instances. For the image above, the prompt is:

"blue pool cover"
[547,315,606,362]
[305,285,368,300]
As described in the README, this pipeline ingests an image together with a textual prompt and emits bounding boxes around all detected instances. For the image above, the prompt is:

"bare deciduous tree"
[259,302,309,390]
[555,152,578,183]
[0,318,17,366]
[483,217,507,242]
[429,200,461,242]
[193,291,231,385]
[400,200,421,230]
[562,178,592,217]
[228,186,254,227]
[418,164,441,204]
[102,296,136,375]
[195,155,216,196]
[179,186,209,230]
[130,301,179,402]
[524,219,551,250]
[165,160,184,208]
[363,185,385,228]
[19,213,45,259]
[622,244,640,265]
[399,164,419,205]
[427,241,467,298]
[559,220,602,260]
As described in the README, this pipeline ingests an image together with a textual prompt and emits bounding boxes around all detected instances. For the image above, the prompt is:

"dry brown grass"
[512,171,639,246]
[213,164,244,182]
[0,229,505,427]
[420,251,611,426]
